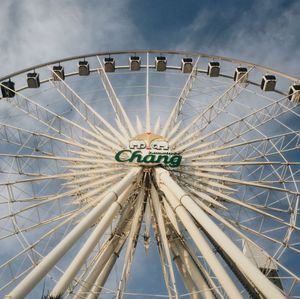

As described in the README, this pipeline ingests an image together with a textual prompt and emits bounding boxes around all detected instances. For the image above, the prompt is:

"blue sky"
[0,0,299,77]
[0,0,300,298]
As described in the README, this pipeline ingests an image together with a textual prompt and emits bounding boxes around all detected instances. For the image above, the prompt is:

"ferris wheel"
[0,50,300,299]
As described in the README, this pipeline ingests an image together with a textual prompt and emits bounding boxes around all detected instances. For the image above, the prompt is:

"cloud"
[174,0,300,77]
[0,0,144,76]
[0,1,299,298]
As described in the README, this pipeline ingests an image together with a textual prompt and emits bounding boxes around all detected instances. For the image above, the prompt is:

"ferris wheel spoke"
[0,208,83,242]
[49,68,127,148]
[182,130,300,163]
[225,217,300,255]
[68,148,114,159]
[135,115,144,134]
[184,186,228,210]
[3,90,85,142]
[97,56,136,137]
[0,187,79,222]
[179,140,216,155]
[1,176,119,208]
[178,176,284,223]
[177,169,299,196]
[161,56,200,136]
[0,123,56,156]
[170,67,253,147]
[0,153,116,165]
[145,52,151,131]
[80,134,121,153]
[0,169,101,185]
[244,84,300,121]
[176,91,297,155]
[207,94,297,147]
[2,85,123,157]
[65,172,124,191]
[187,133,298,165]
[0,122,117,159]
[0,178,125,233]
[186,160,300,167]
[213,100,295,171]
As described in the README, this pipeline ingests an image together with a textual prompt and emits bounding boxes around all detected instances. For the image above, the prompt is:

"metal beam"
[155,167,285,299]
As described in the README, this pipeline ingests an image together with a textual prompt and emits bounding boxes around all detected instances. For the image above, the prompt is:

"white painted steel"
[1,50,300,298]
[50,181,138,296]
[170,237,215,299]
[151,185,179,299]
[160,56,200,137]
[156,167,286,299]
[73,196,137,299]
[155,171,242,299]
[97,56,136,137]
[116,188,145,299]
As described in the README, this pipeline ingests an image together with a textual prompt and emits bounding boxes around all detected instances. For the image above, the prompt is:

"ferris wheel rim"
[0,49,299,83]
[0,49,299,298]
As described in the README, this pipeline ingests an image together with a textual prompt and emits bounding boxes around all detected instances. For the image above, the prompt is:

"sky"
[0,0,299,78]
[0,0,300,298]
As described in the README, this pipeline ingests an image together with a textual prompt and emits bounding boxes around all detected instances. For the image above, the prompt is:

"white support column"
[155,167,286,299]
[116,188,145,299]
[171,252,199,299]
[74,237,120,299]
[50,171,142,297]
[74,196,137,299]
[87,255,118,299]
[86,236,126,299]
[156,180,242,299]
[151,185,179,299]
[5,168,141,299]
[171,237,214,299]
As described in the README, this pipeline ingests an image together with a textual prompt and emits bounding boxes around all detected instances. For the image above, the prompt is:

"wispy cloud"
[0,0,144,76]
[173,0,300,76]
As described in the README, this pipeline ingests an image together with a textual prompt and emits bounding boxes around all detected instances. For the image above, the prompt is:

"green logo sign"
[115,150,182,167]
[114,132,182,167]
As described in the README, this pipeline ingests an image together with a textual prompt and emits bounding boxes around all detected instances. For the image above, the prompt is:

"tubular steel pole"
[157,182,242,299]
[155,167,285,299]
[50,171,142,297]
[170,237,215,299]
